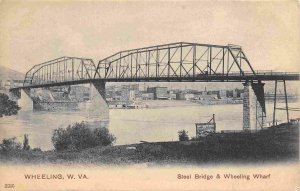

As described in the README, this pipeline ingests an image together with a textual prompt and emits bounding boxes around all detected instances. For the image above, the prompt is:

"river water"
[0,101,298,151]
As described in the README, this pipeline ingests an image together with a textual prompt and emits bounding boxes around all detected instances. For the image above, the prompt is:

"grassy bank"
[0,123,298,165]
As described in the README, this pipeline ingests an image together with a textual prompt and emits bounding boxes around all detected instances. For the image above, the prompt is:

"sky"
[0,1,299,75]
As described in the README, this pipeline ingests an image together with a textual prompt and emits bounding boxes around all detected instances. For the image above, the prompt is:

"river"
[0,101,298,151]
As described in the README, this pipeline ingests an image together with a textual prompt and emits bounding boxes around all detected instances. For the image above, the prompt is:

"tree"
[178,130,189,141]
[0,137,22,152]
[23,134,30,151]
[0,93,20,117]
[52,121,116,151]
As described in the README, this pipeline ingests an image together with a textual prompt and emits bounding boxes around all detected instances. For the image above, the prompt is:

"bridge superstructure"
[18,42,299,89]
[23,56,97,87]
[95,42,255,80]
[10,42,300,131]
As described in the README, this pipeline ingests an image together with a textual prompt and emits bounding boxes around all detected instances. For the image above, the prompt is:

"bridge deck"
[10,72,300,90]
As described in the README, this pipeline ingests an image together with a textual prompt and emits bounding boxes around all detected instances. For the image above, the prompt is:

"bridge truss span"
[95,42,256,80]
[23,57,98,86]
[14,42,299,89]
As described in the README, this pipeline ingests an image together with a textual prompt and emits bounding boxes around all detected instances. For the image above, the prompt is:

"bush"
[32,147,42,152]
[0,93,20,117]
[178,130,189,141]
[0,137,22,152]
[51,121,116,151]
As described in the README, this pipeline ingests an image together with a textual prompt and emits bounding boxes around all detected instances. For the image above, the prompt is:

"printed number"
[4,184,15,189]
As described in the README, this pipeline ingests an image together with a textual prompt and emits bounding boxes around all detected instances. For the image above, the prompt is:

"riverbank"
[0,122,298,165]
[143,100,199,108]
[136,98,298,108]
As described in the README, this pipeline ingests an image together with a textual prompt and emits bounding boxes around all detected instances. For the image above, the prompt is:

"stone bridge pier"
[88,80,109,120]
[11,88,34,111]
[243,81,266,130]
[10,81,109,119]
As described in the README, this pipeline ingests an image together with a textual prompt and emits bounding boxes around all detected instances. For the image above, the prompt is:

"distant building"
[118,89,136,101]
[176,93,185,100]
[233,89,238,98]
[167,90,176,100]
[235,89,244,98]
[240,93,244,99]
[130,84,140,94]
[194,93,218,100]
[226,90,233,97]
[171,89,181,94]
[175,92,195,100]
[12,80,23,88]
[184,93,195,100]
[0,66,25,95]
[0,80,11,91]
[129,90,135,100]
[199,91,207,95]
[208,91,218,95]
[121,89,129,101]
[142,93,154,100]
[0,79,23,92]
[147,87,168,99]
[69,85,90,101]
[218,90,227,99]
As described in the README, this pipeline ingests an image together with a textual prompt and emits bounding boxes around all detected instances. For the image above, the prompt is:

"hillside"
[0,65,24,81]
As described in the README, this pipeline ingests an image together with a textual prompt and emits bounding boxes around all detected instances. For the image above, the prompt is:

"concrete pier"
[18,88,33,111]
[88,81,109,120]
[243,82,266,130]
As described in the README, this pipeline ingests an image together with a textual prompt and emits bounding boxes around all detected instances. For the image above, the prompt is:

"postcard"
[0,1,299,191]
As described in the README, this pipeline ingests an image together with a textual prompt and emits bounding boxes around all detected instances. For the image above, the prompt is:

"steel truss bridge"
[12,42,298,90]
[9,42,300,129]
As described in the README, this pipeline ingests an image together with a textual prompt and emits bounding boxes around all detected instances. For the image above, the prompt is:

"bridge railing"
[254,71,300,76]
[225,71,300,76]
